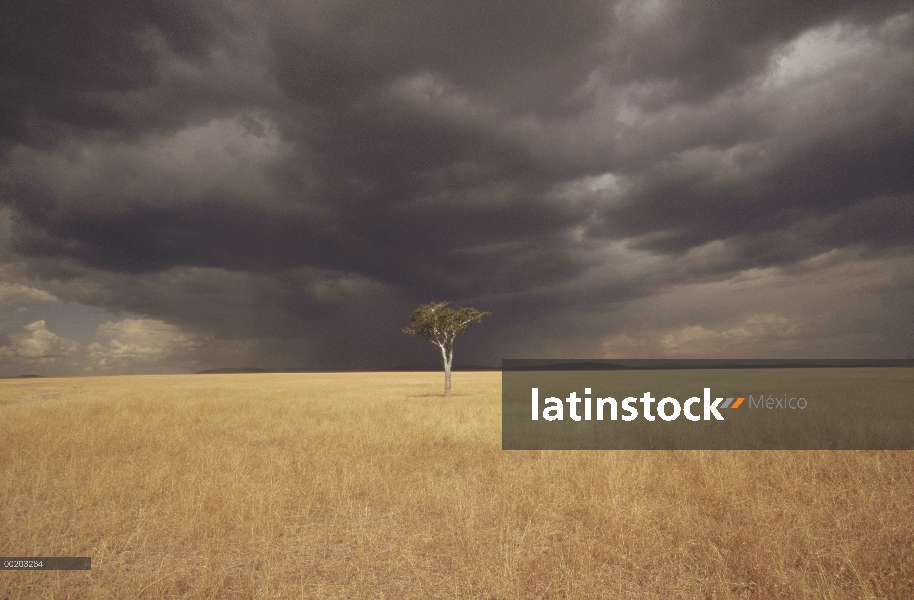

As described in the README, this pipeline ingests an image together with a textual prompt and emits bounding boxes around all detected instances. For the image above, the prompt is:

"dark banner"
[502,360,914,450]
[1,557,91,570]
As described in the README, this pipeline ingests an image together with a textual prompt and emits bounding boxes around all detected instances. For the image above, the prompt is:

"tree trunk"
[440,343,452,397]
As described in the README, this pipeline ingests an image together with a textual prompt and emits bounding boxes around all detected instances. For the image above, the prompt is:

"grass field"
[1,372,912,599]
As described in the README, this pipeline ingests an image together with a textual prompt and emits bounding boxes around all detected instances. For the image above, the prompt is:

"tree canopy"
[402,301,490,397]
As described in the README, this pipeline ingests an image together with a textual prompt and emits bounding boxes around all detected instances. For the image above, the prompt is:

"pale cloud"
[0,320,79,363]
[761,16,902,89]
[594,250,914,359]
[383,72,499,125]
[659,314,802,355]
[0,312,220,376]
[0,282,61,308]
[87,318,210,368]
[598,314,804,359]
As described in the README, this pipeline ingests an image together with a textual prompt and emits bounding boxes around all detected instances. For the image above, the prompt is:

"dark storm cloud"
[0,1,221,142]
[597,131,914,259]
[603,0,909,102]
[268,0,610,113]
[1,0,912,371]
[9,192,593,296]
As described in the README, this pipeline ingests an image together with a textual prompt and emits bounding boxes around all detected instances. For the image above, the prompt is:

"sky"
[1,0,912,376]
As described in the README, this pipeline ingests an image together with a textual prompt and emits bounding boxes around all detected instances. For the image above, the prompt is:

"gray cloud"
[602,0,909,101]
[1,1,911,373]
[0,320,78,364]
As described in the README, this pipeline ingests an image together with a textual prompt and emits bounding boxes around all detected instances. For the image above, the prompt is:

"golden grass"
[0,372,912,599]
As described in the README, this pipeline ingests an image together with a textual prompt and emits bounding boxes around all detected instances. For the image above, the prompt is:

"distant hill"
[380,364,499,372]
[502,359,914,371]
[197,367,272,374]
[197,365,500,374]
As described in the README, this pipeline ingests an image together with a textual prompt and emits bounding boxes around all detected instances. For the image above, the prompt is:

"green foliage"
[402,301,490,352]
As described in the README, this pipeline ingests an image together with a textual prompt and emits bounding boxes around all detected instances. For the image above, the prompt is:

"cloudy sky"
[1,0,912,376]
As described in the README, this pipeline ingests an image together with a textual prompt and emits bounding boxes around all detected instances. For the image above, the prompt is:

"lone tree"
[402,301,491,397]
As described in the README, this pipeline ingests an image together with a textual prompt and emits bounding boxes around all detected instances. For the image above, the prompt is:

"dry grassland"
[1,372,912,599]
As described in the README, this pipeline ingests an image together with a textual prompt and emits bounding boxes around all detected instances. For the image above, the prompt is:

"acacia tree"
[402,301,491,397]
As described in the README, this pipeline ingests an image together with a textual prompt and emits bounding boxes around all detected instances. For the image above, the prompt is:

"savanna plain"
[1,372,912,599]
